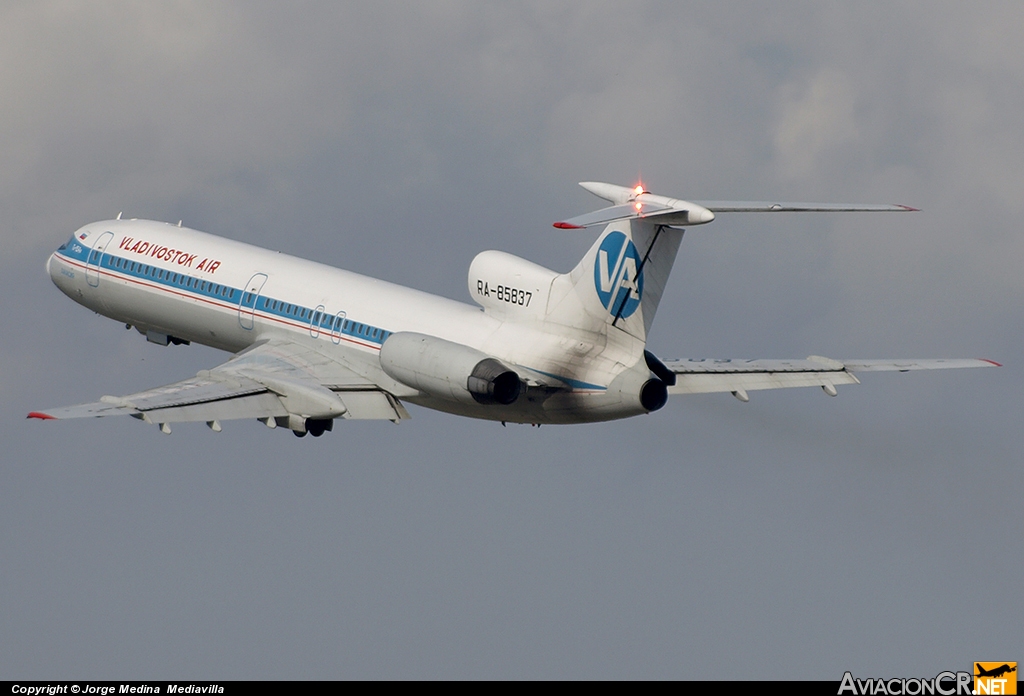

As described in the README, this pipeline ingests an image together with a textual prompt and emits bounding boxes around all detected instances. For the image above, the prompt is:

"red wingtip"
[896,204,921,212]
[27,411,57,420]
[553,221,584,229]
[980,359,1002,367]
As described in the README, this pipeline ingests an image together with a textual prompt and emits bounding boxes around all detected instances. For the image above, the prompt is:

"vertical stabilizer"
[545,219,683,343]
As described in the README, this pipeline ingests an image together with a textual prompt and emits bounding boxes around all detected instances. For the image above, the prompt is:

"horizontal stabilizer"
[554,182,918,229]
[691,201,919,213]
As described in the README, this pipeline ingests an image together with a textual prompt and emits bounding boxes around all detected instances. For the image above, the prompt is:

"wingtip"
[27,411,56,420]
[980,359,1002,367]
[896,204,921,212]
[553,221,584,229]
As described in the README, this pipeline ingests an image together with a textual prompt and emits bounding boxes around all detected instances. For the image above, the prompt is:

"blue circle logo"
[593,231,643,318]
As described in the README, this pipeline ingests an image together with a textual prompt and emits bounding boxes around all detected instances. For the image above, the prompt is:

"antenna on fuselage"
[116,212,122,220]
[177,220,182,227]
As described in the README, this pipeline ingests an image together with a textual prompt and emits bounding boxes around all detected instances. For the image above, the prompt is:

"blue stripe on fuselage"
[52,242,392,348]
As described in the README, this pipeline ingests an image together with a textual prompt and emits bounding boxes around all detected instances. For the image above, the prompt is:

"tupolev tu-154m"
[30,182,998,436]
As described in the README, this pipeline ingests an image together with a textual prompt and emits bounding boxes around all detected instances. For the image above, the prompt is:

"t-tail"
[469,181,916,346]
[543,181,917,343]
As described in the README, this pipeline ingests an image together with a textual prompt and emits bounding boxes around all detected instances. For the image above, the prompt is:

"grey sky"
[1,2,1020,679]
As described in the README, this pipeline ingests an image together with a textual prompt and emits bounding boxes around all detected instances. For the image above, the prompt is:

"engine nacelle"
[379,332,524,406]
[468,250,558,316]
[602,356,670,416]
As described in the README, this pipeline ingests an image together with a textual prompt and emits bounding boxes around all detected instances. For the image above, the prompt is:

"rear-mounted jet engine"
[379,332,524,406]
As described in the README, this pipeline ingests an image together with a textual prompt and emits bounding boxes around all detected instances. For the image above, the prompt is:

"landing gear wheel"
[293,429,306,438]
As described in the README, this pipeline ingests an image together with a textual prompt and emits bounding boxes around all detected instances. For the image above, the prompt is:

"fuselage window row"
[99,250,387,345]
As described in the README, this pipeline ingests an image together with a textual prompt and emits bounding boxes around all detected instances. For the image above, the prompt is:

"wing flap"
[133,392,287,424]
[335,390,410,421]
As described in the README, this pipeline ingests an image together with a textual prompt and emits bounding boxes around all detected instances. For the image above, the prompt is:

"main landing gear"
[293,418,334,438]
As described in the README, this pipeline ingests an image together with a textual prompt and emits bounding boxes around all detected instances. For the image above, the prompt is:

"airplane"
[29,181,999,436]
[975,664,1016,679]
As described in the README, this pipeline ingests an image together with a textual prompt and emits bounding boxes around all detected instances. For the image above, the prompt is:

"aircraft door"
[331,311,347,344]
[310,304,326,339]
[85,231,114,287]
[238,272,268,330]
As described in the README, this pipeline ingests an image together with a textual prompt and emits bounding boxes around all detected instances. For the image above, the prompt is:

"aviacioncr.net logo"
[593,231,644,318]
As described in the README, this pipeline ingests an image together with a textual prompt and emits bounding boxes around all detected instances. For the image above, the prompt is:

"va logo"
[594,231,644,318]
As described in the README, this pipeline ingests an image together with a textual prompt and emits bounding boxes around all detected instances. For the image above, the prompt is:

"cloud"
[774,68,860,180]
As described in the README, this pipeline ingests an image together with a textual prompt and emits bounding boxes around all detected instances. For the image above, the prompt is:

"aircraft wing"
[28,339,410,426]
[664,356,999,398]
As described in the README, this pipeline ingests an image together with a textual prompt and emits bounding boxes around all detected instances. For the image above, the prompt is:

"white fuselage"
[48,220,653,424]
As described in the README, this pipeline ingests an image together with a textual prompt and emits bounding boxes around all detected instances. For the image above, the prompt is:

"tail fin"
[544,219,684,343]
